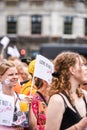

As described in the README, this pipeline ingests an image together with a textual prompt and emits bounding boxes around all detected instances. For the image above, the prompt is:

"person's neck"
[2,87,14,96]
[37,87,47,97]
[69,77,80,94]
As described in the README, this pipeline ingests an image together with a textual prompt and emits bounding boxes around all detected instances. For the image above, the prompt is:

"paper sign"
[0,94,14,126]
[0,36,10,49]
[7,46,15,57]
[13,46,20,58]
[34,55,54,84]
[7,46,20,57]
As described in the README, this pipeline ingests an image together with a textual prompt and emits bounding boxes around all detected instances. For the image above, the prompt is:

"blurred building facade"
[0,0,87,57]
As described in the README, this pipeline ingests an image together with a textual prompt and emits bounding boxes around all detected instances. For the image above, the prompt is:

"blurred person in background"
[20,59,37,96]
[45,51,87,130]
[21,58,50,130]
[8,56,29,93]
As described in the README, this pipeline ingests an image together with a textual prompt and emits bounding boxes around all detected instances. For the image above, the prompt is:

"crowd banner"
[34,54,54,84]
[0,94,14,126]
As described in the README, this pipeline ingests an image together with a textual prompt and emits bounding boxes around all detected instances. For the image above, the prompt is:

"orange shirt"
[13,75,23,93]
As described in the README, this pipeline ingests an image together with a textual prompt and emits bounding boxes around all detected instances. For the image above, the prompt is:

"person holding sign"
[20,59,37,95]
[30,55,54,130]
[45,51,87,130]
[0,60,37,130]
[31,77,49,130]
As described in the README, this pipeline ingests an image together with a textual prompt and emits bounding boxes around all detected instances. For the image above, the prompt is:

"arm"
[28,104,37,130]
[21,95,37,130]
[66,117,87,130]
[45,95,65,130]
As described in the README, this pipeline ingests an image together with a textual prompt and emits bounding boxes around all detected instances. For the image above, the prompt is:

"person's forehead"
[6,67,17,73]
[76,56,85,64]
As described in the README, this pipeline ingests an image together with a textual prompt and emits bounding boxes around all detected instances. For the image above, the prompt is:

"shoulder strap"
[59,94,67,108]
[15,92,21,101]
[83,96,87,114]
[62,91,82,117]
[36,91,48,106]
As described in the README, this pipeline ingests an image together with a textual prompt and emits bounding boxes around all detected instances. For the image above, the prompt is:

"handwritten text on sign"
[34,55,54,84]
[0,94,14,126]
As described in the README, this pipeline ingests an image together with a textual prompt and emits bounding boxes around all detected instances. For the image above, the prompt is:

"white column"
[0,15,6,36]
[73,17,84,37]
[51,12,63,37]
[18,15,30,36]
[42,15,51,36]
[51,12,58,36]
[57,15,64,36]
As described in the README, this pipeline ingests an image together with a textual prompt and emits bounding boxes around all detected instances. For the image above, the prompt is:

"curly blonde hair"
[49,51,85,103]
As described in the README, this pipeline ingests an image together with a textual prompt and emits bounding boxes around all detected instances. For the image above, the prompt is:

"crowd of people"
[0,51,87,130]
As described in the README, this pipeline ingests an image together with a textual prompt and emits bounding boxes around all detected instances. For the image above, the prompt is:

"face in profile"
[71,56,87,84]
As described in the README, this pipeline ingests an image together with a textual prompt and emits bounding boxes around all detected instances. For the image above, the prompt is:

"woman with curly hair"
[45,51,87,130]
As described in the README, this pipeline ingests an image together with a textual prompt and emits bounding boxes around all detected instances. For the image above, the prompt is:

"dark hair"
[34,77,43,89]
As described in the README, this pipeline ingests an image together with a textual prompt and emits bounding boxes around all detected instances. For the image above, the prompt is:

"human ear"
[69,66,76,75]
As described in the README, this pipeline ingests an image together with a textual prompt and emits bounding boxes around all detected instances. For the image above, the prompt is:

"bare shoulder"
[50,94,64,101]
[49,94,65,108]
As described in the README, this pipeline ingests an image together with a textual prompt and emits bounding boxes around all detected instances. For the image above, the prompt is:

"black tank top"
[59,93,87,130]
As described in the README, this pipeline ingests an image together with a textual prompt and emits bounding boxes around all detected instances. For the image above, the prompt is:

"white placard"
[0,36,10,49]
[7,46,15,57]
[0,94,14,126]
[34,55,54,84]
[7,46,20,57]
[13,46,20,58]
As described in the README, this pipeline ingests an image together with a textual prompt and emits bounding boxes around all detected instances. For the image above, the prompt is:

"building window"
[7,15,17,34]
[5,0,19,6]
[31,15,42,34]
[85,18,87,36]
[30,0,44,6]
[64,16,73,34]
